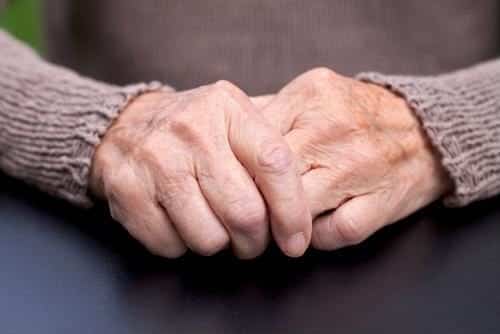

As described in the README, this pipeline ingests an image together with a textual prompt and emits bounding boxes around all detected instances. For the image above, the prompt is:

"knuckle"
[198,81,252,120]
[294,67,339,100]
[308,67,339,84]
[334,211,366,245]
[309,67,336,79]
[213,80,239,95]
[103,164,133,199]
[257,141,293,174]
[209,81,248,110]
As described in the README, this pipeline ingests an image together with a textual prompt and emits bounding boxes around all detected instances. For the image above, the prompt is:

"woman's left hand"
[256,68,452,250]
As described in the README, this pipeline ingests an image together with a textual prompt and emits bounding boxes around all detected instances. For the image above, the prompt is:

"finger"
[157,175,230,256]
[283,129,349,218]
[104,167,187,258]
[109,200,187,258]
[196,151,270,260]
[311,193,390,250]
[226,91,312,257]
[301,168,352,218]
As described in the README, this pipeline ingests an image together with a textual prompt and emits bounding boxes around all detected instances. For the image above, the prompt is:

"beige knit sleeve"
[0,30,166,207]
[358,58,500,207]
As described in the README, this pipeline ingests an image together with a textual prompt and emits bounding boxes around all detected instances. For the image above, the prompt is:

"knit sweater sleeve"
[357,58,500,207]
[0,29,167,207]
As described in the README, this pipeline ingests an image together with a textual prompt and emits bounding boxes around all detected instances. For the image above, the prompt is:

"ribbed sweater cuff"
[357,59,500,207]
[0,30,168,207]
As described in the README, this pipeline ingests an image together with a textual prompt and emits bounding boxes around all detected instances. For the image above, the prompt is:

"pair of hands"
[90,68,451,259]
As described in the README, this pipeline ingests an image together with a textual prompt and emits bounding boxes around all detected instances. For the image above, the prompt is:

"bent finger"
[311,193,390,250]
[196,151,270,259]
[227,100,312,257]
[105,167,187,258]
[157,175,230,256]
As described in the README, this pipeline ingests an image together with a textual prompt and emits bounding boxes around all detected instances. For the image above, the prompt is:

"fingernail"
[286,232,306,257]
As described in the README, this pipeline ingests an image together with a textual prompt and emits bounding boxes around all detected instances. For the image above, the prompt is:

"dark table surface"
[1,174,500,334]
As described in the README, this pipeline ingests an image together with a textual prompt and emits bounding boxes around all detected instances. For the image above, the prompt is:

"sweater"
[0,0,499,207]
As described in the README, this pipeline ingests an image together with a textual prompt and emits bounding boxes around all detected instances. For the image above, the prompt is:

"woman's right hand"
[89,81,311,259]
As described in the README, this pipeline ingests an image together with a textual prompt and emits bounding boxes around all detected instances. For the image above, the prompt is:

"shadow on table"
[2,172,498,282]
[3,172,500,333]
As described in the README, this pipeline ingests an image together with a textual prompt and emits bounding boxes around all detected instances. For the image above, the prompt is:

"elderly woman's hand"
[89,81,311,259]
[258,68,452,250]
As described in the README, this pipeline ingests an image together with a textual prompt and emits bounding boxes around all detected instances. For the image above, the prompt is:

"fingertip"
[284,232,307,257]
[274,206,312,258]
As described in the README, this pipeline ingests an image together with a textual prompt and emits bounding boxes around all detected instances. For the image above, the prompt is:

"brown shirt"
[0,0,499,206]
[44,0,500,94]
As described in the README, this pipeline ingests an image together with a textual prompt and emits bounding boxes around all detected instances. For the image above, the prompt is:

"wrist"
[387,88,453,201]
[365,81,452,202]
[89,90,174,199]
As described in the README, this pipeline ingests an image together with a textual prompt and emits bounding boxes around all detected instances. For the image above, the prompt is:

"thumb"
[311,193,392,250]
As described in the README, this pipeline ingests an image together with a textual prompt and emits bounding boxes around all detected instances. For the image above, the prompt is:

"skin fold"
[90,68,452,258]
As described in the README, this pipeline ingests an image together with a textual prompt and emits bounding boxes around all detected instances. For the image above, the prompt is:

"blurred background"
[0,0,42,51]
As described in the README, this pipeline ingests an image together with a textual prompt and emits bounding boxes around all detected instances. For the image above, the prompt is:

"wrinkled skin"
[91,68,452,259]
[254,68,452,250]
[90,81,312,259]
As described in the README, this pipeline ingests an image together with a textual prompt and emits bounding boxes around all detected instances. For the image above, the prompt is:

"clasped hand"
[90,68,451,259]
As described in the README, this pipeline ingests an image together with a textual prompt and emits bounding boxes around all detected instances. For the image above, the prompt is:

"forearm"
[0,30,165,206]
[358,58,500,207]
